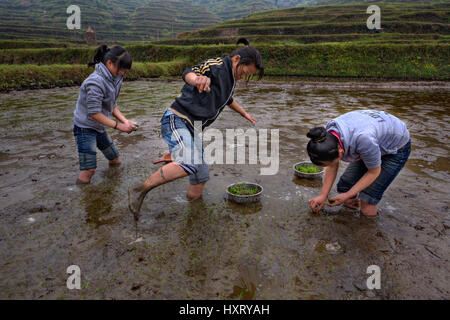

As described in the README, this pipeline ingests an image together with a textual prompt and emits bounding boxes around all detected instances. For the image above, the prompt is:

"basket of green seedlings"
[226,182,263,204]
[293,161,325,179]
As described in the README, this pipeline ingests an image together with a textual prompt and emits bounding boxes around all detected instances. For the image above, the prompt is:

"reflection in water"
[292,176,323,188]
[225,201,263,215]
[82,166,123,228]
[228,278,256,300]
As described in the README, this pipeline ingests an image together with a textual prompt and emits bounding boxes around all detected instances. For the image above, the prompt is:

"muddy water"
[0,79,448,299]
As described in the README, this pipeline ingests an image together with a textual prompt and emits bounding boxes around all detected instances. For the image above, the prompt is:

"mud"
[0,79,449,299]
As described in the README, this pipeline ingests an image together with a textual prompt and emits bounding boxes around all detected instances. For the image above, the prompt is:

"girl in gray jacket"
[73,45,137,184]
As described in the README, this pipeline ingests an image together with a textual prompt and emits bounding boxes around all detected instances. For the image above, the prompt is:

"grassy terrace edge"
[0,43,448,91]
[0,60,188,92]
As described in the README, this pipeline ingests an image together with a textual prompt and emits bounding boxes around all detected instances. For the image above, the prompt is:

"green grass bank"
[0,42,448,91]
[0,60,188,92]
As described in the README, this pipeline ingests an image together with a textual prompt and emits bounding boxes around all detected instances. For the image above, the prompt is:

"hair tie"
[313,137,326,143]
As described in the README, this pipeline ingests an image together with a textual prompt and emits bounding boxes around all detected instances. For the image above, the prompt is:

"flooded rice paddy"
[0,79,449,299]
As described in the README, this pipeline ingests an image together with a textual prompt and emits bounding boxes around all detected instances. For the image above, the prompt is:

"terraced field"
[0,0,220,41]
[178,2,450,43]
[0,1,448,90]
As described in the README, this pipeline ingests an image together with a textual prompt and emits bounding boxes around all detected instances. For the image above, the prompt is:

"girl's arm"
[329,166,381,205]
[330,135,382,205]
[185,72,211,93]
[183,58,221,93]
[309,161,339,212]
[113,106,127,123]
[91,113,134,133]
[113,106,138,130]
[228,100,257,124]
[85,83,134,133]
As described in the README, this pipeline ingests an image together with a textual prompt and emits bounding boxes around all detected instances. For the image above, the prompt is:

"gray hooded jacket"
[74,62,123,132]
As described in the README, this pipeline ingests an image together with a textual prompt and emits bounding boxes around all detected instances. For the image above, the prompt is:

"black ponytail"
[306,127,340,166]
[236,38,250,46]
[230,38,264,80]
[88,45,132,70]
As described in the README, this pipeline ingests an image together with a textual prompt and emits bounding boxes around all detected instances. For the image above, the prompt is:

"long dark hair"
[306,127,340,166]
[88,44,132,70]
[230,38,264,80]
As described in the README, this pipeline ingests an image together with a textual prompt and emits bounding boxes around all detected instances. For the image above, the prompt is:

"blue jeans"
[160,113,209,185]
[337,140,411,205]
[73,125,119,170]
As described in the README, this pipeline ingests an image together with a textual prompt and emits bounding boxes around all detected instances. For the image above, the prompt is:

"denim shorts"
[73,125,119,170]
[160,113,209,185]
[337,140,411,205]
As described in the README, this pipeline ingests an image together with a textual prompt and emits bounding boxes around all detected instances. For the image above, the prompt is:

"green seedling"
[295,163,322,174]
[228,183,259,196]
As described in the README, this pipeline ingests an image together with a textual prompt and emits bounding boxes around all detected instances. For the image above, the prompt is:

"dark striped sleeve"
[182,57,224,81]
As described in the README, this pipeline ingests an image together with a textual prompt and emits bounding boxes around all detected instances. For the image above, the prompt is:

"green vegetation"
[191,1,438,21]
[182,2,449,41]
[228,183,261,196]
[0,39,164,50]
[129,0,221,40]
[156,33,450,45]
[0,40,85,49]
[192,0,279,21]
[295,163,323,174]
[1,1,444,42]
[1,42,447,81]
[0,0,220,42]
[0,1,448,91]
[0,60,188,91]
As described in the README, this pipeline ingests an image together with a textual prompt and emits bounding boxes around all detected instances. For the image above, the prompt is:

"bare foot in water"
[361,201,378,217]
[153,153,173,165]
[76,178,90,185]
[344,198,361,210]
[109,156,121,166]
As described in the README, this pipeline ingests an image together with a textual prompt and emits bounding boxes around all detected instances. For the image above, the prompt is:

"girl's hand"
[328,193,352,207]
[195,75,211,93]
[244,112,257,124]
[125,119,138,131]
[309,194,327,213]
[117,122,134,134]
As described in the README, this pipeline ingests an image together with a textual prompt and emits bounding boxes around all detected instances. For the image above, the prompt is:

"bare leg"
[128,162,188,216]
[143,162,187,191]
[109,156,121,166]
[360,200,378,217]
[153,152,173,165]
[186,182,207,200]
[77,169,96,184]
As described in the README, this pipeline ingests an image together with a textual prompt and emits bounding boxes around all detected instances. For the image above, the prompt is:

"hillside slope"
[190,0,445,20]
[0,0,220,41]
[177,2,449,43]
